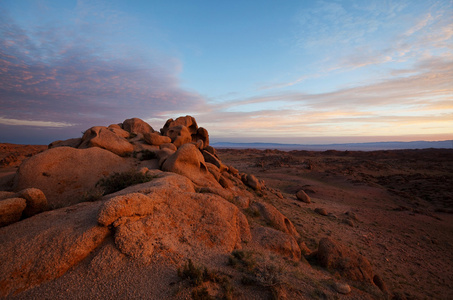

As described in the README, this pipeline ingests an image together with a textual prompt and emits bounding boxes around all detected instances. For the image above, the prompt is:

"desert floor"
[217,148,453,299]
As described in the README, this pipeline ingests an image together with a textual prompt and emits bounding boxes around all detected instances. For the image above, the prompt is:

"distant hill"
[211,140,453,151]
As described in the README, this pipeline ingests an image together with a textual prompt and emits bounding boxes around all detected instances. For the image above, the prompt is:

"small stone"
[345,211,359,221]
[296,190,311,203]
[245,174,261,191]
[314,208,328,216]
[299,241,312,256]
[333,282,351,294]
[373,274,387,292]
[343,218,354,227]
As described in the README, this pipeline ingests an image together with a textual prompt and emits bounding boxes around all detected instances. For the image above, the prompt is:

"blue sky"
[0,0,452,144]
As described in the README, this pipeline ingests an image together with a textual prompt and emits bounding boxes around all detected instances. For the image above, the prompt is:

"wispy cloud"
[0,7,205,135]
[200,55,453,140]
[0,117,74,127]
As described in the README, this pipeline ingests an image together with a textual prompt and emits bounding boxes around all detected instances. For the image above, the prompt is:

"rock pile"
[0,116,303,297]
[0,116,386,298]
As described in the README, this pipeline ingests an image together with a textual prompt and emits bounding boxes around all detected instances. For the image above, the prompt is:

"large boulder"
[107,125,130,139]
[164,125,192,148]
[160,115,198,137]
[0,198,26,227]
[251,202,300,238]
[0,202,109,297]
[143,132,171,146]
[79,126,134,156]
[13,147,133,208]
[252,226,301,261]
[195,127,210,148]
[202,150,222,169]
[109,192,251,260]
[244,174,262,191]
[317,237,374,283]
[48,138,82,149]
[94,171,250,260]
[122,118,154,135]
[161,143,220,187]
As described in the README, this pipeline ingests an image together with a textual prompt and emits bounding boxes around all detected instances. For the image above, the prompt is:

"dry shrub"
[96,169,155,195]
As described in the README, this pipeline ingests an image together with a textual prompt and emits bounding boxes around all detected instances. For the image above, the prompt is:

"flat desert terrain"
[218,147,453,299]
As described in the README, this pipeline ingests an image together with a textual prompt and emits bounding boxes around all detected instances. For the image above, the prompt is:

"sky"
[0,0,452,145]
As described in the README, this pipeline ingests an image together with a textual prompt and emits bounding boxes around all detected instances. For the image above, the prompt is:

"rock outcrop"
[0,116,386,299]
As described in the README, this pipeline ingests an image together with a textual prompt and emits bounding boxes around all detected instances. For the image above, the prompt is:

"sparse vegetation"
[228,250,282,288]
[191,287,213,300]
[96,169,156,195]
[243,207,260,218]
[138,149,158,160]
[178,259,210,286]
[178,259,233,300]
[228,250,257,272]
[81,188,104,202]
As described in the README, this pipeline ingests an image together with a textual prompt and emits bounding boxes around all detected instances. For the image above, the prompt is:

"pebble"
[334,282,351,294]
[314,208,328,216]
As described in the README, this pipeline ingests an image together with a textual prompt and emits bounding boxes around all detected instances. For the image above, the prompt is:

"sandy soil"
[217,148,453,299]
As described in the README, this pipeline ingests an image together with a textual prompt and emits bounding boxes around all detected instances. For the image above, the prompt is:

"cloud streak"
[0,8,205,141]
[199,55,453,141]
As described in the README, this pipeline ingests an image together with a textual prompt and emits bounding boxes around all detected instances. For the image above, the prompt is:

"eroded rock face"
[14,147,133,208]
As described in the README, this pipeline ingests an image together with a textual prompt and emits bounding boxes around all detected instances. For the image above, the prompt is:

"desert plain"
[0,116,452,300]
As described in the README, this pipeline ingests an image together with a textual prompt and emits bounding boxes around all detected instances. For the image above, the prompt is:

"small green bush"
[96,170,155,195]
